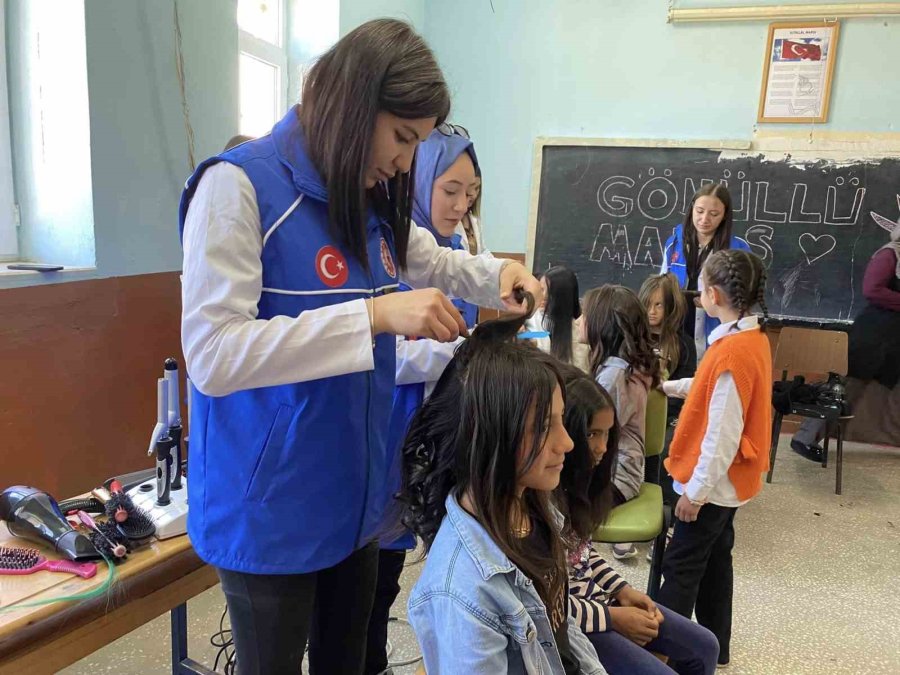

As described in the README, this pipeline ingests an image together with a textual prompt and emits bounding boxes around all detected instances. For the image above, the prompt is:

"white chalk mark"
[637,177,678,221]
[596,176,635,218]
[745,224,774,265]
[634,226,663,267]
[754,182,788,223]
[590,222,633,269]
[732,180,752,222]
[798,232,836,264]
[824,186,865,226]
[788,184,823,224]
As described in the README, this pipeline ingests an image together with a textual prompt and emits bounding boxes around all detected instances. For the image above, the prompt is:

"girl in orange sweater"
[656,250,772,668]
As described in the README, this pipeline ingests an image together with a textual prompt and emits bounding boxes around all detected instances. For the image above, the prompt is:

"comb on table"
[0,546,98,579]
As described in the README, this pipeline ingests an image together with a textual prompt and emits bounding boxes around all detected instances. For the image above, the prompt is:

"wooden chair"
[767,327,853,494]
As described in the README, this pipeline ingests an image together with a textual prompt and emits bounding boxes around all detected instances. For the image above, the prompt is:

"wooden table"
[0,524,219,674]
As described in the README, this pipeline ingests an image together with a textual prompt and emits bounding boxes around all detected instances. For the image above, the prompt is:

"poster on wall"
[757,21,840,124]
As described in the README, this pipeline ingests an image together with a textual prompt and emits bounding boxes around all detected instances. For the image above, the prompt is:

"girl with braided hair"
[655,249,772,668]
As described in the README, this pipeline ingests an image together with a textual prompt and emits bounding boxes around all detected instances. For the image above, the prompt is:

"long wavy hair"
[400,300,569,610]
[541,266,581,365]
[299,19,450,271]
[556,375,620,543]
[639,272,686,375]
[582,285,661,389]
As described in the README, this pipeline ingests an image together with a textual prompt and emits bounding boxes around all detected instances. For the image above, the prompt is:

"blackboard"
[528,140,900,322]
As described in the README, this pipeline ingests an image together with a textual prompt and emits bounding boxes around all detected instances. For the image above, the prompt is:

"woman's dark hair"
[541,266,582,365]
[702,249,770,331]
[556,375,620,543]
[582,285,661,388]
[683,184,734,282]
[400,298,569,610]
[638,272,686,375]
[299,19,450,271]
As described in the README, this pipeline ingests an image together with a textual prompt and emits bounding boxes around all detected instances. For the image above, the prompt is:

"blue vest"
[380,275,476,552]
[178,109,402,574]
[662,224,751,340]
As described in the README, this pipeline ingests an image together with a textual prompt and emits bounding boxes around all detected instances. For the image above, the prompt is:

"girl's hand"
[615,586,659,619]
[675,494,702,523]
[499,262,543,314]
[608,606,660,646]
[372,289,468,342]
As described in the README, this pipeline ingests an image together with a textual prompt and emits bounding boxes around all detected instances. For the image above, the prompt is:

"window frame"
[0,0,20,260]
[238,0,289,136]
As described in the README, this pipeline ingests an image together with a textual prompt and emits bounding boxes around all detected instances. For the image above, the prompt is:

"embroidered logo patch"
[671,251,680,264]
[380,237,396,278]
[315,246,349,288]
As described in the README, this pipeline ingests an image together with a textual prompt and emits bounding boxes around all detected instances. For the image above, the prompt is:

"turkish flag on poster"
[781,40,822,60]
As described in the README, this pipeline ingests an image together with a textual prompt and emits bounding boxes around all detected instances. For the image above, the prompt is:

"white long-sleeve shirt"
[662,315,759,507]
[182,162,506,397]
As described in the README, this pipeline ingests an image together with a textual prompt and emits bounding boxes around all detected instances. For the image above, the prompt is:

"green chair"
[593,387,669,598]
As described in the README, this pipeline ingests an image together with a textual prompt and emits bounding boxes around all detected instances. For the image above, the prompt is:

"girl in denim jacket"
[399,317,606,674]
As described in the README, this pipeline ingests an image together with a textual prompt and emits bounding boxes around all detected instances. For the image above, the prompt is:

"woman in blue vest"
[660,184,750,362]
[179,20,541,674]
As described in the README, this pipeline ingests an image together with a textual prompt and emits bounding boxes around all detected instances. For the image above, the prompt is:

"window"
[238,0,288,137]
[0,0,18,260]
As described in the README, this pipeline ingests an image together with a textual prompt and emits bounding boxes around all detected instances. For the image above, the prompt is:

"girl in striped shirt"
[557,371,719,675]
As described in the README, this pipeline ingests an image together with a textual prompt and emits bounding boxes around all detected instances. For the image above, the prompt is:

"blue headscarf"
[412,129,480,248]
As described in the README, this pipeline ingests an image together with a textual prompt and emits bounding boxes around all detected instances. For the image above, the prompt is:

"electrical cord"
[210,606,237,674]
[209,607,422,674]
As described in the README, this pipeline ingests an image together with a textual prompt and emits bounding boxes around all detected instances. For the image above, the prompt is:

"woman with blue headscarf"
[364,126,482,675]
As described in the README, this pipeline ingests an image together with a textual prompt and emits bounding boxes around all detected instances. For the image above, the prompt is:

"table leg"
[171,603,217,675]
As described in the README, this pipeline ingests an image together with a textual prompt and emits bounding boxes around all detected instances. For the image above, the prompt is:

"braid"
[723,251,748,330]
[704,249,770,331]
[751,255,770,331]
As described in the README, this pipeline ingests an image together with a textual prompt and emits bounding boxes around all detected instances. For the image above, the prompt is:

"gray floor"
[61,435,900,675]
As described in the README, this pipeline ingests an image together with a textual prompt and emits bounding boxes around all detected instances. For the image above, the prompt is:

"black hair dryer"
[0,485,100,561]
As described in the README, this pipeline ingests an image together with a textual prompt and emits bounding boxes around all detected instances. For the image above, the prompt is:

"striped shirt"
[567,539,629,633]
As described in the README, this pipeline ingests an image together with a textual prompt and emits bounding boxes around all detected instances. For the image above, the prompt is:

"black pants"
[217,542,379,675]
[657,503,737,664]
[364,549,407,675]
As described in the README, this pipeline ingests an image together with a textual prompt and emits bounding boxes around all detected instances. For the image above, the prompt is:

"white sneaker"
[612,542,637,559]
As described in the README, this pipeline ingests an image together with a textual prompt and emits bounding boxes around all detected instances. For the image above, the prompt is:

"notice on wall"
[758,22,840,124]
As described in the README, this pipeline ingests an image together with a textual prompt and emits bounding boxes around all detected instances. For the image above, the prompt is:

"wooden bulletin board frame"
[757,21,840,124]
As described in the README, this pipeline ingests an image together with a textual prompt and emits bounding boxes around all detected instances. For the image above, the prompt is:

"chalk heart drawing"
[798,233,837,264]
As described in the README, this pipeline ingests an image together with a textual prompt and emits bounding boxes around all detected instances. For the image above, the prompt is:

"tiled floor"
[61,436,900,674]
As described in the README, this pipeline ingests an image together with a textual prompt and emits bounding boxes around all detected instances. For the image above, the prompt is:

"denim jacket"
[409,494,606,674]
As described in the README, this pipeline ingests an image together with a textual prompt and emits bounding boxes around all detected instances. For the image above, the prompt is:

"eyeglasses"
[437,122,470,139]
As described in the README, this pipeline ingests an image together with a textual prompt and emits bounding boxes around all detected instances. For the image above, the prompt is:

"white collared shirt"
[181,162,505,397]
[662,315,760,507]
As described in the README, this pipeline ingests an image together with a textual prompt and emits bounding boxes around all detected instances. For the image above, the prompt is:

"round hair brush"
[105,480,156,542]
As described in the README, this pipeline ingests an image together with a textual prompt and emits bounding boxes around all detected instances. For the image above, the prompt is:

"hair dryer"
[0,485,101,561]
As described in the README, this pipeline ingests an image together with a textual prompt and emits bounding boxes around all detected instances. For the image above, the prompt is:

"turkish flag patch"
[315,246,349,288]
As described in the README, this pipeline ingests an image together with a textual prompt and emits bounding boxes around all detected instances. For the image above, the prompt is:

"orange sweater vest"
[664,328,773,502]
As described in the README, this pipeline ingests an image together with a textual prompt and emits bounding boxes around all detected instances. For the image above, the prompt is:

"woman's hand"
[371,289,468,342]
[499,262,543,314]
[608,606,660,646]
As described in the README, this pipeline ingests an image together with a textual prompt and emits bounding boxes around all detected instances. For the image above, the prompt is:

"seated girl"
[557,372,719,675]
[400,314,606,674]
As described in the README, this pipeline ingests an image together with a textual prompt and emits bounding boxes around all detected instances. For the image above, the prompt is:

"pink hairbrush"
[0,545,98,579]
